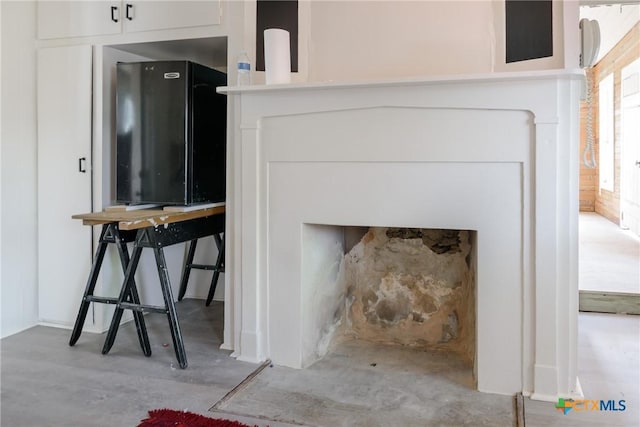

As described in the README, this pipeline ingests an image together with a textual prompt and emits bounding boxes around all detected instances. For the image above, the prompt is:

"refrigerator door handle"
[78,157,87,173]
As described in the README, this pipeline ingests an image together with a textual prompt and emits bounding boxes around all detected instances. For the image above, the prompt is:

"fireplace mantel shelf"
[218,68,584,94]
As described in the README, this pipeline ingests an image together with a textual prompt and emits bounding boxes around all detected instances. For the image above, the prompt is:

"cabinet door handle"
[78,157,87,173]
[126,4,133,20]
[111,6,119,23]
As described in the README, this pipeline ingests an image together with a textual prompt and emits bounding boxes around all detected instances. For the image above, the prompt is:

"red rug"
[138,409,262,427]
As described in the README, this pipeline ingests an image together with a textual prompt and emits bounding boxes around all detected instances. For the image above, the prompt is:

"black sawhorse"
[69,223,151,356]
[177,232,225,306]
[101,213,225,368]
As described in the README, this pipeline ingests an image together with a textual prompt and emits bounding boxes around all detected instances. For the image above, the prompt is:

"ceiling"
[580,0,640,5]
[580,2,640,63]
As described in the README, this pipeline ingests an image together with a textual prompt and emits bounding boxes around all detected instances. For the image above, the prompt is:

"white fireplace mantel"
[219,70,584,400]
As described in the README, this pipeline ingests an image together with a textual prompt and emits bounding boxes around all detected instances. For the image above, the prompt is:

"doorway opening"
[578,3,640,313]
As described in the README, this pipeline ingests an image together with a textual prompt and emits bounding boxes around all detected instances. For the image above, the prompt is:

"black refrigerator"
[115,60,227,206]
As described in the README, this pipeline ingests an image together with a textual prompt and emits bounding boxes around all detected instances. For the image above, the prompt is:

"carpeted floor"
[139,409,259,427]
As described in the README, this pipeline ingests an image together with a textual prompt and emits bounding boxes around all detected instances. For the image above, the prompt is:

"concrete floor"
[2,302,638,426]
[0,298,515,427]
[579,212,640,293]
[1,214,638,426]
[0,300,294,427]
[524,313,640,427]
[215,340,514,427]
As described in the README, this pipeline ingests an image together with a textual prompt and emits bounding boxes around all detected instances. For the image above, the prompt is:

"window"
[599,73,615,192]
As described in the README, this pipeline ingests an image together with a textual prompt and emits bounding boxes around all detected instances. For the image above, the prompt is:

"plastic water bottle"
[237,52,251,86]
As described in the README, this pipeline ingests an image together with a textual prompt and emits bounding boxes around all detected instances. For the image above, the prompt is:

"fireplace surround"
[219,70,583,400]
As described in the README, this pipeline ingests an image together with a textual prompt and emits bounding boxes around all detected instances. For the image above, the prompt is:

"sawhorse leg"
[177,239,198,301]
[154,245,188,368]
[114,230,151,357]
[102,228,188,368]
[178,233,225,306]
[69,224,110,346]
[102,238,144,356]
[206,233,225,306]
[70,223,151,357]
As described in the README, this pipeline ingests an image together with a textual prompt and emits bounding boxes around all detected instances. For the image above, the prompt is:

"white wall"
[308,0,496,81]
[0,0,3,339]
[1,1,39,338]
[245,0,579,84]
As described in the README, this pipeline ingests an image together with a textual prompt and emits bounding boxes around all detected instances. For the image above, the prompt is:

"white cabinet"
[37,45,94,327]
[122,1,221,33]
[37,1,221,40]
[37,1,121,39]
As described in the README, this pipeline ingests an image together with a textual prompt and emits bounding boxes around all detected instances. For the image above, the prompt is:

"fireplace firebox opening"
[303,225,477,386]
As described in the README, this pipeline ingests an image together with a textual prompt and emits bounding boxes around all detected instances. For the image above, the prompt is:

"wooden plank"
[163,202,226,213]
[73,206,225,230]
[72,209,167,222]
[579,290,640,315]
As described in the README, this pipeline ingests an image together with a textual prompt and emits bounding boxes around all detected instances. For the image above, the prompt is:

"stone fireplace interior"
[221,71,582,400]
[301,225,477,383]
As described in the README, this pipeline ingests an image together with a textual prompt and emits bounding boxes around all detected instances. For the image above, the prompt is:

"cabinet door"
[38,1,121,39]
[122,0,220,33]
[37,45,93,327]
